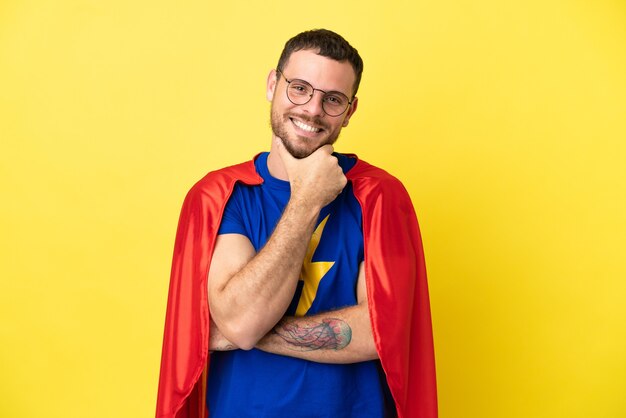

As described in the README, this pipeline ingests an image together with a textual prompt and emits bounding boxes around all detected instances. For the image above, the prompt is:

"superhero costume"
[156,155,437,418]
[208,152,392,416]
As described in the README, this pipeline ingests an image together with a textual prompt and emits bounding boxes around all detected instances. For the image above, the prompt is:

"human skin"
[210,260,378,363]
[208,140,347,350]
[266,49,358,175]
[207,49,376,361]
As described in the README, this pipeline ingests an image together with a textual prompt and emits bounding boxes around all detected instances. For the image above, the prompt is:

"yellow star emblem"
[295,214,335,316]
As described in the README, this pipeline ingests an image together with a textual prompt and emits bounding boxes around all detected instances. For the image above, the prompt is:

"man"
[156,29,437,418]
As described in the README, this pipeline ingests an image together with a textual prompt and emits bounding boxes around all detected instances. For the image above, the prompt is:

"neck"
[267,136,289,181]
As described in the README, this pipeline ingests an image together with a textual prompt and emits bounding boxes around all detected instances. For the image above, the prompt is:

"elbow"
[230,335,257,351]
[220,320,264,351]
[210,300,275,350]
[364,345,379,362]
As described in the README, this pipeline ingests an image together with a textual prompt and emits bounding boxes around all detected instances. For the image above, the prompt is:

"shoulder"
[347,160,422,237]
[190,160,261,194]
[182,159,262,207]
[194,160,260,189]
[347,159,410,201]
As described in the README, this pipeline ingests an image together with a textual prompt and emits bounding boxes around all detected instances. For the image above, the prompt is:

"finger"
[315,144,334,156]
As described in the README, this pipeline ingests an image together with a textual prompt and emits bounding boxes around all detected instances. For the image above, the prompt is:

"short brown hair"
[276,29,364,97]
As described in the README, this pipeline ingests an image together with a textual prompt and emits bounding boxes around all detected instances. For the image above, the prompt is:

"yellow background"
[1,0,625,417]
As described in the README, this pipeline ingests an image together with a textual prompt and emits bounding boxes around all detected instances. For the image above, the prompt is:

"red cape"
[156,156,437,418]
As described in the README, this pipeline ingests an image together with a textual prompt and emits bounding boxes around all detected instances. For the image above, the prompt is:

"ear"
[341,96,359,127]
[266,69,278,102]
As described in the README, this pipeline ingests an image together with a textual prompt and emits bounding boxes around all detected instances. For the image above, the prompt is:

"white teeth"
[292,119,321,133]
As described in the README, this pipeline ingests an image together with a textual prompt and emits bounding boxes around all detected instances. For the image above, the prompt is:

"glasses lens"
[286,79,314,105]
[322,92,350,116]
[283,73,350,117]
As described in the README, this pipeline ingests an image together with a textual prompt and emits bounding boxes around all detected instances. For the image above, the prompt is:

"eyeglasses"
[277,70,353,117]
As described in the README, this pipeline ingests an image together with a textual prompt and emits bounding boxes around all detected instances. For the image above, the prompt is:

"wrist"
[286,193,322,222]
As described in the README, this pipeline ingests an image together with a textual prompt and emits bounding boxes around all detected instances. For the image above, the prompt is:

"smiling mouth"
[291,118,323,134]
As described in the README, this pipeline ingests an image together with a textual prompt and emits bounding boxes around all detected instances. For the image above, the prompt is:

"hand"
[275,139,347,210]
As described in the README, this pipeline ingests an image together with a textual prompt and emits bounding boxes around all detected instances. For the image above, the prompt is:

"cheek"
[271,96,292,113]
[322,125,339,138]
[332,121,346,132]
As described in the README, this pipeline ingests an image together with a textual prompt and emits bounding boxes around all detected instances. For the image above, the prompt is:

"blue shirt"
[207,152,394,417]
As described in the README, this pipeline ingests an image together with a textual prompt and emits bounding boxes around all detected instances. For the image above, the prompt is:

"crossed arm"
[209,252,377,364]
[207,143,377,363]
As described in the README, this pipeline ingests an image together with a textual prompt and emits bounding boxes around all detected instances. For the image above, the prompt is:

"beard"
[270,107,341,159]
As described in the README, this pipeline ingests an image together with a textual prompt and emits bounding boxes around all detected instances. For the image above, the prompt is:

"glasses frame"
[276,69,353,117]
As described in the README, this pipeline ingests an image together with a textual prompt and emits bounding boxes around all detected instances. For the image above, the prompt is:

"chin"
[281,137,317,159]
[289,132,340,157]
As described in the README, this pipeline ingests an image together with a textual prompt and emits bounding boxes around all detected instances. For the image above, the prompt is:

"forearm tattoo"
[274,318,352,351]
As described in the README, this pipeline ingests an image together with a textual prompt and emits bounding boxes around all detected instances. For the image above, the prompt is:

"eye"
[324,94,346,107]
[289,81,311,95]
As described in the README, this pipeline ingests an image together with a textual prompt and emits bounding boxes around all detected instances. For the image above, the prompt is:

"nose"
[300,90,325,117]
